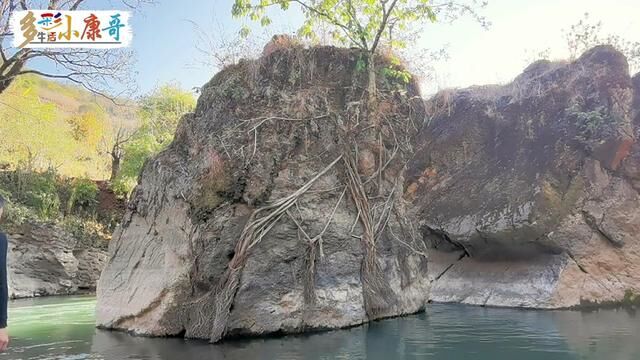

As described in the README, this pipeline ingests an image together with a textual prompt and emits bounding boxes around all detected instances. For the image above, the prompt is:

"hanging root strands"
[209,155,343,343]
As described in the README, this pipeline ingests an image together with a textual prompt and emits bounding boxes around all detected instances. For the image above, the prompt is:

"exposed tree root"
[209,267,241,342]
[191,58,423,341]
[303,242,318,306]
[287,187,347,306]
[342,150,395,318]
[208,155,343,343]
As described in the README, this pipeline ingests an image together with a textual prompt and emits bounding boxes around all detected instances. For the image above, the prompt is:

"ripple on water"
[4,298,640,360]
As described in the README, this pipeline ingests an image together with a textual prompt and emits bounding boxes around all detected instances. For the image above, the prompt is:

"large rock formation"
[7,221,108,298]
[97,45,430,342]
[97,44,640,343]
[407,46,640,308]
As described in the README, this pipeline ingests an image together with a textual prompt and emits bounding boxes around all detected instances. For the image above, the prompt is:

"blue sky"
[128,0,246,92]
[32,0,640,95]
[127,0,302,93]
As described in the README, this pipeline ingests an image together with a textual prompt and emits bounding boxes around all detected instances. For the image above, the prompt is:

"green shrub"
[61,216,110,249]
[566,103,619,146]
[27,191,60,219]
[0,188,37,227]
[1,201,37,227]
[112,84,196,197]
[110,180,131,199]
[381,66,412,86]
[0,169,111,250]
[0,168,99,221]
[381,56,412,87]
[66,178,99,215]
[12,168,61,219]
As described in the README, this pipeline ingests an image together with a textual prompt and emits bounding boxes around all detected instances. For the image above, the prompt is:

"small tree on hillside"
[105,124,135,182]
[112,84,195,196]
[67,109,108,151]
[231,0,487,103]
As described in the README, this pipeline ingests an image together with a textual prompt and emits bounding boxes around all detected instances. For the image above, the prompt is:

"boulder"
[96,46,430,342]
[407,46,640,308]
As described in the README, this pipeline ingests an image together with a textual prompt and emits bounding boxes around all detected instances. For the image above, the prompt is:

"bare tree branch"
[69,0,84,10]
[370,0,399,54]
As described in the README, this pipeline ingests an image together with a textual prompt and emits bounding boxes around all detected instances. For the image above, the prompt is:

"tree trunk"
[0,57,27,94]
[367,52,377,104]
[0,76,14,94]
[110,150,121,182]
[0,66,22,94]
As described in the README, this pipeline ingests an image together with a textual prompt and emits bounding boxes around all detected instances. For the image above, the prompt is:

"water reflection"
[362,308,575,360]
[552,308,639,360]
[91,325,367,360]
[4,297,640,359]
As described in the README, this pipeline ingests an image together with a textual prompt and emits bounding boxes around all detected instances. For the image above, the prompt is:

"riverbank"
[0,170,124,299]
[6,221,108,299]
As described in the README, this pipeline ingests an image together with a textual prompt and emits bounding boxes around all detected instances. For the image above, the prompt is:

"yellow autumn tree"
[67,109,108,152]
[0,77,72,169]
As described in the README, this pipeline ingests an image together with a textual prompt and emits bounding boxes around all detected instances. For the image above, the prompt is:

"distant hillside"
[0,74,139,180]
[31,76,138,124]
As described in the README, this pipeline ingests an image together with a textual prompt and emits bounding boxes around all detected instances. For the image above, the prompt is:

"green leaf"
[260,16,272,26]
[239,25,251,38]
[230,0,470,54]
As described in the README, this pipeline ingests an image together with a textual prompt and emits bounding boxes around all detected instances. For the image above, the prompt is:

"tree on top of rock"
[231,0,487,103]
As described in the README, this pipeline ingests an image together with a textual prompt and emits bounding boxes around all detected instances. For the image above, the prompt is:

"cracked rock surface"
[7,222,108,298]
[407,46,640,308]
[96,45,430,341]
[97,44,640,344]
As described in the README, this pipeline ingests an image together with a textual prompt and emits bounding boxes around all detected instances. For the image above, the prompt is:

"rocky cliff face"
[407,46,640,308]
[7,222,108,298]
[96,45,430,342]
[97,44,640,343]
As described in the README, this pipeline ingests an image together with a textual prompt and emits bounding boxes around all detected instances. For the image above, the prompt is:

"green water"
[2,296,639,359]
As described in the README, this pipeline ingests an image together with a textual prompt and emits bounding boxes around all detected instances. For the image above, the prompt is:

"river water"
[1,296,639,359]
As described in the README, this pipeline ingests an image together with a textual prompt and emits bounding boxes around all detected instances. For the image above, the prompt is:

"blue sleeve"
[0,233,7,328]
